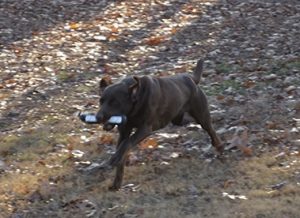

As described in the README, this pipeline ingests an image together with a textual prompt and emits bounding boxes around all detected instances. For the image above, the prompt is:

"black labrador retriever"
[96,60,223,190]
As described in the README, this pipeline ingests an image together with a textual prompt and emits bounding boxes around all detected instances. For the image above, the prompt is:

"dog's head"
[96,76,140,125]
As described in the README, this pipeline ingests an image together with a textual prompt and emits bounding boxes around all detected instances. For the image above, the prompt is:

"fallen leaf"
[99,134,114,144]
[121,183,141,192]
[170,152,180,158]
[145,36,165,46]
[93,35,107,41]
[67,136,82,153]
[216,95,226,101]
[242,80,255,88]
[228,128,253,156]
[69,22,79,30]
[37,160,46,166]
[285,85,296,94]
[81,162,101,172]
[103,64,118,75]
[160,161,170,165]
[108,34,118,41]
[71,150,85,158]
[182,5,199,15]
[110,26,119,34]
[270,181,287,190]
[174,66,187,73]
[223,180,235,189]
[264,74,277,80]
[171,27,178,34]
[222,192,248,200]
[139,138,158,149]
[5,79,17,84]
[266,121,277,129]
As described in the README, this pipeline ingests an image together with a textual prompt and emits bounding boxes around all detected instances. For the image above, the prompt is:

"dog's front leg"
[109,126,132,191]
[109,125,151,167]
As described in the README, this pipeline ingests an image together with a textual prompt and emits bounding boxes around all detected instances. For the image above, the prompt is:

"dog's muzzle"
[103,123,115,131]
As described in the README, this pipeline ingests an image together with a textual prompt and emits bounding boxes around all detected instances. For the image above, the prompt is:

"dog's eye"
[100,98,105,104]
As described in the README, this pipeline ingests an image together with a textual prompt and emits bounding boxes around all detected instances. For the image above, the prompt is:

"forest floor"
[0,0,299,217]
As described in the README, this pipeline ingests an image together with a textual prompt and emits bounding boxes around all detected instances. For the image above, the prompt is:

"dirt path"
[0,0,299,217]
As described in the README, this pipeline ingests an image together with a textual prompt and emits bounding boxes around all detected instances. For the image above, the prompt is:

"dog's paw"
[213,139,224,155]
[216,145,224,155]
[108,184,121,191]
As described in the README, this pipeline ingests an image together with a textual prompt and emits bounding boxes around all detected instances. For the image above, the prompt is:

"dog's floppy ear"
[129,76,140,102]
[99,76,112,94]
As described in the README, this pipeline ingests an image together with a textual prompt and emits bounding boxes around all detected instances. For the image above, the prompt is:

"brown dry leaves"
[99,134,114,145]
[228,128,253,156]
[0,0,299,217]
[144,36,166,46]
[139,138,158,149]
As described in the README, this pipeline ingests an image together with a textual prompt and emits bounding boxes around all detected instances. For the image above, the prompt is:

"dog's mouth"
[103,122,115,131]
[99,116,116,131]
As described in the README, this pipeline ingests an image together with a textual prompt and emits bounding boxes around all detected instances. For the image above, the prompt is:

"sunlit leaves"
[99,134,115,145]
[0,0,299,217]
[139,138,158,149]
[228,128,253,156]
[144,36,166,46]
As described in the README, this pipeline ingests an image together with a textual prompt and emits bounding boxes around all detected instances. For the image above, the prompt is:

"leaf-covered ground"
[0,0,299,217]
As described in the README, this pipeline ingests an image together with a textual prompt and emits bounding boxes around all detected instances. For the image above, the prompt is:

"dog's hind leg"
[189,89,223,153]
[171,113,184,126]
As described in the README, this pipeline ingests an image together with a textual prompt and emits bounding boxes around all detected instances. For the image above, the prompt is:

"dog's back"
[134,60,203,129]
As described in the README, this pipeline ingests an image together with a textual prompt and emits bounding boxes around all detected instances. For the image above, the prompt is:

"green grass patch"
[215,63,232,74]
[269,59,300,76]
[57,70,99,83]
[0,135,19,156]
[42,114,63,126]
[17,151,41,162]
[57,71,75,82]
[285,60,300,70]
[1,134,47,157]
[75,84,94,93]
[0,128,65,158]
[204,79,242,96]
[0,121,7,130]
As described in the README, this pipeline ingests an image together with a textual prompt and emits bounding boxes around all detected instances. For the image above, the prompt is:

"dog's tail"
[192,59,203,84]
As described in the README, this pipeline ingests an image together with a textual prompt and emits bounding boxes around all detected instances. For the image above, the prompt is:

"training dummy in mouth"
[78,112,127,126]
